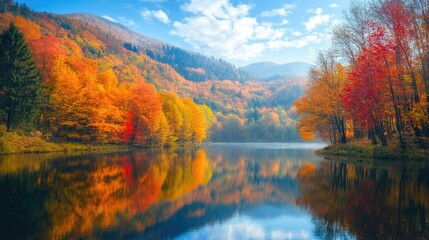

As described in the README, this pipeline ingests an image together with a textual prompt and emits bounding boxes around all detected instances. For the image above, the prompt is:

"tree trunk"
[375,124,388,147]
[6,110,12,132]
[339,118,347,144]
[369,129,377,145]
[385,57,406,149]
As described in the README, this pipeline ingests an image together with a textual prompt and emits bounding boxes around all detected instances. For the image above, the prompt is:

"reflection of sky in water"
[207,143,328,150]
[175,204,317,240]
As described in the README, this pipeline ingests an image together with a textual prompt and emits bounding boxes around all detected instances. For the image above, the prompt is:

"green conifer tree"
[0,23,42,131]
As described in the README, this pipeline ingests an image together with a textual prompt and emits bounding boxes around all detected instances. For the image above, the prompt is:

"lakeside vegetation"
[295,0,429,158]
[0,125,132,154]
[317,141,429,161]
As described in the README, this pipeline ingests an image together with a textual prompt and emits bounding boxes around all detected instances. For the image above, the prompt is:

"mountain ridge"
[241,61,313,79]
[66,13,254,82]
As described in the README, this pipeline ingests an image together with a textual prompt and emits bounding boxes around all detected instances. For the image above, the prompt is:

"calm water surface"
[0,143,428,240]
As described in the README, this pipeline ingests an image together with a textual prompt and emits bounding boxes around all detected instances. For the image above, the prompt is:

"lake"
[0,143,428,240]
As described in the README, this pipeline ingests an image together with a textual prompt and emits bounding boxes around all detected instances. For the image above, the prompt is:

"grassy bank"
[317,142,429,161]
[0,130,130,155]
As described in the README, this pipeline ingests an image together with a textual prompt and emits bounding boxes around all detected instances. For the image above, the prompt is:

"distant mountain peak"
[241,61,313,80]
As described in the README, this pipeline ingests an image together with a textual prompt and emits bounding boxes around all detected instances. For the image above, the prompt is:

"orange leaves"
[0,13,40,40]
[29,34,67,76]
[183,98,208,143]
[44,52,213,145]
[0,9,216,145]
[121,88,213,146]
[46,55,213,145]
[49,56,125,142]
[126,82,163,145]
[294,53,347,143]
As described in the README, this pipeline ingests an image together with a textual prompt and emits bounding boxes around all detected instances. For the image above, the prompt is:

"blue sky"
[17,0,352,66]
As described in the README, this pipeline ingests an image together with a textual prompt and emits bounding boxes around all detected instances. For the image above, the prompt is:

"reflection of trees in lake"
[0,147,318,239]
[297,160,429,240]
[0,149,213,239]
[133,149,316,239]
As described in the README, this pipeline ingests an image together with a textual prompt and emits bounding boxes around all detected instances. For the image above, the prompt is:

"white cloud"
[280,19,289,25]
[171,0,325,61]
[294,34,322,48]
[117,17,137,28]
[307,8,323,15]
[141,9,170,23]
[181,0,251,19]
[304,8,331,31]
[172,0,293,60]
[102,15,117,23]
[260,4,296,17]
[329,3,340,8]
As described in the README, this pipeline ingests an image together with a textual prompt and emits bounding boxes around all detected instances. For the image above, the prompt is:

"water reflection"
[0,149,213,239]
[0,144,323,239]
[297,159,429,240]
[1,144,427,239]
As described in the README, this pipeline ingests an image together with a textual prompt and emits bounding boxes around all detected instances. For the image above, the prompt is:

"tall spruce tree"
[0,23,42,131]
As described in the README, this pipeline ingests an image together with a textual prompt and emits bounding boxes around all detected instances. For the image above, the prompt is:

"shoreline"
[0,131,138,155]
[317,143,429,161]
[0,131,206,155]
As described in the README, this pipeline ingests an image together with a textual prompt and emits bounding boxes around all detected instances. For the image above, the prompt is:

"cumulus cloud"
[141,9,170,23]
[329,3,340,8]
[260,4,296,17]
[169,0,329,61]
[171,0,321,61]
[304,8,331,31]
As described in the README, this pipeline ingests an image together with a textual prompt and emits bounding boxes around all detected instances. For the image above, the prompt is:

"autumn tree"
[160,92,184,143]
[48,56,99,141]
[332,1,372,65]
[0,23,43,131]
[48,56,126,142]
[295,0,429,148]
[28,34,67,77]
[93,69,126,142]
[295,51,348,143]
[125,81,163,145]
[183,98,209,143]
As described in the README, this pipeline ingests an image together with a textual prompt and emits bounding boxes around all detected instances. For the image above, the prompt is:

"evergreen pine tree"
[0,23,43,131]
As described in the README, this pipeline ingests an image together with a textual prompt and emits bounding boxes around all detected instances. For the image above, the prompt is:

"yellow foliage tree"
[295,52,348,143]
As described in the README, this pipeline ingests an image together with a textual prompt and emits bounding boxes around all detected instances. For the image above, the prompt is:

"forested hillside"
[66,13,255,83]
[146,46,255,82]
[0,0,305,144]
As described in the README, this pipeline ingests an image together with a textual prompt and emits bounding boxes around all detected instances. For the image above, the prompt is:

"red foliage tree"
[341,24,397,145]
